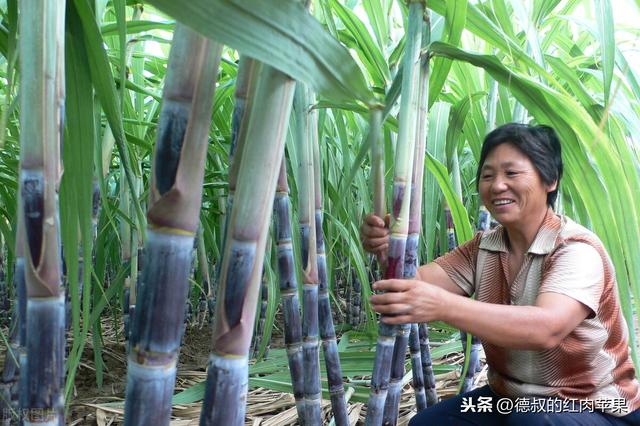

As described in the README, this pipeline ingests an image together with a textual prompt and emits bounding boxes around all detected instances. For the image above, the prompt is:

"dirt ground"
[62,318,485,425]
[10,308,640,425]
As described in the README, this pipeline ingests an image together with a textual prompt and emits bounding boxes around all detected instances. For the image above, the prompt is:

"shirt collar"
[479,210,563,255]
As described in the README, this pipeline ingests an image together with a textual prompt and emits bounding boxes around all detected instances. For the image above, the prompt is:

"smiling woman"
[361,123,640,425]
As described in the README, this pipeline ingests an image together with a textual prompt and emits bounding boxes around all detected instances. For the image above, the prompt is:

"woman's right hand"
[359,213,390,255]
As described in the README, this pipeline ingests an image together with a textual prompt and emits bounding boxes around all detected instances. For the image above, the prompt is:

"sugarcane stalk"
[445,204,481,394]
[383,321,410,425]
[274,160,306,420]
[312,107,349,425]
[458,206,493,391]
[367,2,424,425]
[369,107,385,272]
[418,323,438,406]
[251,240,271,360]
[196,227,211,326]
[124,25,222,425]
[384,96,430,416]
[199,65,295,426]
[418,25,438,410]
[478,205,491,233]
[346,273,353,326]
[15,220,27,424]
[18,1,66,423]
[351,272,362,326]
[403,43,432,412]
[121,166,133,342]
[211,57,259,317]
[445,203,456,253]
[296,86,322,426]
[407,324,425,409]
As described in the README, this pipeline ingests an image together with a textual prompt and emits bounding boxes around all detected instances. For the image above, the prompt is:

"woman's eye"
[481,174,492,179]
[506,171,518,176]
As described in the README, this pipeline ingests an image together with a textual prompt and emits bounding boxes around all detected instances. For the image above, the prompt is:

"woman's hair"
[475,123,563,207]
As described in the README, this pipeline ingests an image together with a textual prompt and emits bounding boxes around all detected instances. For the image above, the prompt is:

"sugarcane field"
[3,0,640,425]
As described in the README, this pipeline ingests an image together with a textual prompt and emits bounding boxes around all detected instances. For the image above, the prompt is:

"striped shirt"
[434,212,640,415]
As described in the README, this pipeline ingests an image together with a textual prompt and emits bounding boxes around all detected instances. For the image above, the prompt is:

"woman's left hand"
[370,279,452,324]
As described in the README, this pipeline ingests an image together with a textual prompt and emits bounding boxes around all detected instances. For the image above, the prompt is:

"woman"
[360,123,640,425]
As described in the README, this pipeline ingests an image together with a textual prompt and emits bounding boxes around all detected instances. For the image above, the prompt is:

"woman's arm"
[416,262,468,296]
[370,279,591,350]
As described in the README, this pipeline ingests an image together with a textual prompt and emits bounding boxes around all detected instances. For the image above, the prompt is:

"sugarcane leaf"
[428,0,467,106]
[479,0,516,40]
[446,91,485,162]
[532,0,562,25]
[425,154,473,244]
[511,0,545,67]
[329,0,389,88]
[6,0,17,59]
[421,103,448,261]
[362,0,388,51]
[101,19,174,36]
[113,76,162,102]
[114,0,126,108]
[428,0,562,93]
[594,0,614,105]
[144,0,374,104]
[0,24,7,58]
[615,49,640,104]
[71,0,146,236]
[62,4,97,401]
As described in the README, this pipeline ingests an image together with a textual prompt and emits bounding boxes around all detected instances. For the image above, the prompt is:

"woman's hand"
[359,213,389,255]
[370,279,452,324]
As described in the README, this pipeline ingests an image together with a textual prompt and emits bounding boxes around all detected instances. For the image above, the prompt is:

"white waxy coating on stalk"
[369,108,385,219]
[229,68,294,242]
[389,1,424,237]
[213,69,294,356]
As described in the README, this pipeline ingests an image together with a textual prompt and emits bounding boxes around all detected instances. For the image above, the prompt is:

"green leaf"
[101,19,174,36]
[594,0,614,105]
[72,0,146,236]
[425,153,473,244]
[329,0,389,87]
[62,3,97,402]
[362,0,388,51]
[428,0,467,106]
[532,0,562,25]
[144,0,374,104]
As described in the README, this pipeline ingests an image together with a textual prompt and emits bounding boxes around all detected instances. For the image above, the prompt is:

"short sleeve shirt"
[434,212,640,416]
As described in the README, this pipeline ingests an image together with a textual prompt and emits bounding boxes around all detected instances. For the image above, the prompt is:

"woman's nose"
[491,176,508,192]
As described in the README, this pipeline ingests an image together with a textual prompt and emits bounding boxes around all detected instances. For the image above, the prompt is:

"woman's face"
[478,143,556,228]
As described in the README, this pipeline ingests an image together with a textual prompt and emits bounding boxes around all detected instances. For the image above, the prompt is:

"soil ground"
[5,310,638,425]
[61,317,485,425]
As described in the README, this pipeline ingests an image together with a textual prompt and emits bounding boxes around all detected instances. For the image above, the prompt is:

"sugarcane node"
[155,103,190,195]
[130,347,176,367]
[21,172,44,269]
[223,241,255,328]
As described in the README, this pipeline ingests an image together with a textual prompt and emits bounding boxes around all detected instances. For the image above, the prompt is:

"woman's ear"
[547,179,558,192]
